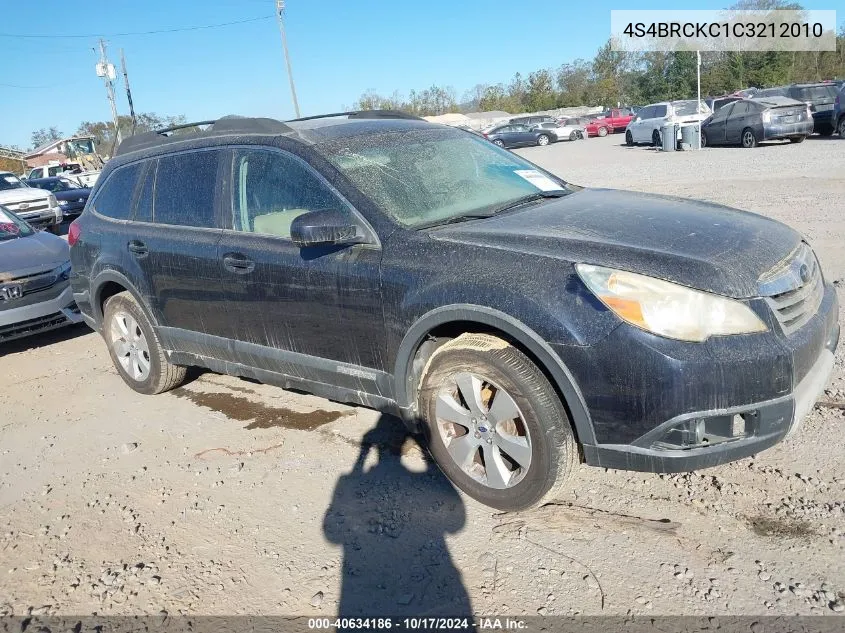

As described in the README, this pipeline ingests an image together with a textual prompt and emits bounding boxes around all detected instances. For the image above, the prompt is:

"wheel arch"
[90,270,157,330]
[393,304,596,446]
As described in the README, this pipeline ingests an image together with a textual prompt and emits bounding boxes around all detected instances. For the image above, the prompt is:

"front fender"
[393,304,596,446]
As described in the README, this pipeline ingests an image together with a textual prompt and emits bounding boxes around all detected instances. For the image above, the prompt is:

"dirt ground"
[1,134,844,619]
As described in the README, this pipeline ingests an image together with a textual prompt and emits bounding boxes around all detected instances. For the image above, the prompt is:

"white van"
[625,100,711,146]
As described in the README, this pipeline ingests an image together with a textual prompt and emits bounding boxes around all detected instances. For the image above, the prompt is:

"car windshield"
[0,207,34,241]
[33,179,73,193]
[0,173,27,191]
[317,128,570,228]
[673,100,711,116]
[796,86,837,102]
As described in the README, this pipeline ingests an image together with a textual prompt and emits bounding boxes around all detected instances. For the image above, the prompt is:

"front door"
[725,101,750,144]
[218,147,386,384]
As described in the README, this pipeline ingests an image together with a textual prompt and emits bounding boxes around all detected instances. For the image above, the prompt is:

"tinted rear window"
[153,150,221,228]
[93,163,143,220]
[795,85,837,102]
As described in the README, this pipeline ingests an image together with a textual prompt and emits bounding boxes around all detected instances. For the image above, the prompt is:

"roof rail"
[113,116,293,157]
[287,110,424,122]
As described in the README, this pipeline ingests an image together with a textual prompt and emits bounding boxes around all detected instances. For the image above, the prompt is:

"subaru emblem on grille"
[1,284,23,300]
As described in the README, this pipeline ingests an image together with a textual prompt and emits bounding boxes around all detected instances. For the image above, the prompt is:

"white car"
[625,100,712,146]
[0,172,62,232]
[27,164,100,188]
[534,121,586,141]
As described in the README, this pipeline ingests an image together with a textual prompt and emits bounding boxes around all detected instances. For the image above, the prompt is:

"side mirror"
[290,209,366,248]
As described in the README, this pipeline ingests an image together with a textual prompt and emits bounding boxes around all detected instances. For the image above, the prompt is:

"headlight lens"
[576,264,767,342]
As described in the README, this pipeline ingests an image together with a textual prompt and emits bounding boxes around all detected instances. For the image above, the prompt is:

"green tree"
[30,127,63,150]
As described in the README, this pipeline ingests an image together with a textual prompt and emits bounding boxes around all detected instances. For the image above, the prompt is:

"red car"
[585,109,635,137]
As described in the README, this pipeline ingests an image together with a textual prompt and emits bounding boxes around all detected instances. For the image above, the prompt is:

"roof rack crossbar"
[287,109,424,122]
[153,120,217,136]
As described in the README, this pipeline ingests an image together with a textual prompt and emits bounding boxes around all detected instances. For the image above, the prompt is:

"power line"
[0,15,273,39]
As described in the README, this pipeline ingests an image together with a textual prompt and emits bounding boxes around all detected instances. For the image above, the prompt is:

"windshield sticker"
[514,169,563,192]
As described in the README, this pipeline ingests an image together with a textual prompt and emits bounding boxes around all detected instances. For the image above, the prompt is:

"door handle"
[127,240,148,257]
[223,254,255,274]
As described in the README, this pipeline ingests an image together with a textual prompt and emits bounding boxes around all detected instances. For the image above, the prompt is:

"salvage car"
[701,97,813,148]
[0,205,82,342]
[0,172,63,232]
[26,176,91,218]
[585,109,634,137]
[625,100,712,146]
[753,83,839,135]
[483,123,553,148]
[534,120,585,141]
[69,112,839,511]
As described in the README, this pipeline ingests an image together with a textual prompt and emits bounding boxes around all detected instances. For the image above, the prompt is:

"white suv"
[625,100,712,146]
[0,172,63,232]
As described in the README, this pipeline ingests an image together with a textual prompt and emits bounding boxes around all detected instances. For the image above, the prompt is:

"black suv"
[69,111,839,511]
[753,83,839,134]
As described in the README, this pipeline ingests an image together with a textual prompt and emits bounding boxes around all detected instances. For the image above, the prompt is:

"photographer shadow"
[323,414,473,618]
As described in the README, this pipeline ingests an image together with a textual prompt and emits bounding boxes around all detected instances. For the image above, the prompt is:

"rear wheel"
[537,134,550,146]
[103,292,187,395]
[625,130,634,146]
[741,127,758,148]
[837,117,845,138]
[418,333,577,511]
[789,136,805,144]
[700,131,708,148]
[569,131,578,141]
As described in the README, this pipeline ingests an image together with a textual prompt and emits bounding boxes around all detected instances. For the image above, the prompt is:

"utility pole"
[275,0,301,118]
[120,49,137,135]
[95,39,121,149]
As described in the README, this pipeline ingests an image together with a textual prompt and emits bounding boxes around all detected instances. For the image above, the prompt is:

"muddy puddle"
[172,388,346,430]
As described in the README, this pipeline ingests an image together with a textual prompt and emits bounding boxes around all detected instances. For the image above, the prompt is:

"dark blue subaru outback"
[68,112,839,511]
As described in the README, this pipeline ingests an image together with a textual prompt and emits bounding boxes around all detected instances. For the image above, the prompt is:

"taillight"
[67,219,81,247]
[482,132,488,138]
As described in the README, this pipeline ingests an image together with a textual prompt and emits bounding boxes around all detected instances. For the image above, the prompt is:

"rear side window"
[154,150,221,228]
[732,102,749,115]
[93,163,143,220]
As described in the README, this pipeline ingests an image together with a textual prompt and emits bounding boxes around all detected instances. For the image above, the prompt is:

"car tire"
[569,131,578,141]
[838,117,845,138]
[789,136,805,144]
[652,129,661,147]
[537,134,550,146]
[597,126,608,137]
[625,130,634,146]
[103,291,187,395]
[741,127,758,148]
[493,139,505,148]
[700,131,708,148]
[418,333,578,511]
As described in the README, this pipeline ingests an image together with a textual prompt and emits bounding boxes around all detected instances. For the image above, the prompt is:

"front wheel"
[569,131,578,141]
[652,129,661,147]
[537,134,550,146]
[625,130,634,146]
[492,139,505,148]
[418,333,578,511]
[741,127,758,148]
[700,131,708,148]
[597,126,608,137]
[103,292,187,395]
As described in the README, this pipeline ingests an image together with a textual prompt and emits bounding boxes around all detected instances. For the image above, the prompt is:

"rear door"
[218,146,385,375]
[511,124,536,146]
[126,149,229,353]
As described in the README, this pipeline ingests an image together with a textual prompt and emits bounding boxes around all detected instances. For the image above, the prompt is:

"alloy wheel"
[537,135,549,146]
[434,372,532,489]
[109,311,151,382]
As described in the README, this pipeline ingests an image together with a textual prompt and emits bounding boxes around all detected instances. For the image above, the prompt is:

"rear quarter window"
[153,150,221,228]
[92,163,143,220]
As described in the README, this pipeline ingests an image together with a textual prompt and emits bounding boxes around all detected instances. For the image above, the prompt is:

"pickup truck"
[585,109,635,137]
[0,172,63,232]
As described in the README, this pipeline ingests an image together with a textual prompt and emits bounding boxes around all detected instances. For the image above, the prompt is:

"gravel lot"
[2,134,844,619]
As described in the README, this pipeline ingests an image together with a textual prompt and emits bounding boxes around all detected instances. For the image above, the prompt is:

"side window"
[154,150,221,228]
[652,105,667,118]
[731,102,748,116]
[92,163,143,220]
[134,161,155,223]
[232,149,345,240]
[639,106,654,120]
[712,102,735,121]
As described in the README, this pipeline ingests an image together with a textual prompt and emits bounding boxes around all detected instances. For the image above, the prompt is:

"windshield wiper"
[486,190,568,215]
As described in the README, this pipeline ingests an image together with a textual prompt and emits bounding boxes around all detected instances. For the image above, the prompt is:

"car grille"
[0,311,69,342]
[0,268,62,309]
[4,199,49,214]
[760,243,824,336]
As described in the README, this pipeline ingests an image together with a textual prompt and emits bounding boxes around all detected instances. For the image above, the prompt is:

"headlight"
[58,199,70,206]
[48,194,58,208]
[576,264,767,342]
[761,110,771,123]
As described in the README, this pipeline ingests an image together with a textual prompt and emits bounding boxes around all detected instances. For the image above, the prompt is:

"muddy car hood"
[431,188,802,299]
[0,230,70,276]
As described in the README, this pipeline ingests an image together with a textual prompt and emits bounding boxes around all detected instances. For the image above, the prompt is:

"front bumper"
[763,120,814,140]
[0,284,83,343]
[17,209,61,228]
[562,283,840,473]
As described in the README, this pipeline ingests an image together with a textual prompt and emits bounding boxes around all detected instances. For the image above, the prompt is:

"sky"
[1,0,843,150]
